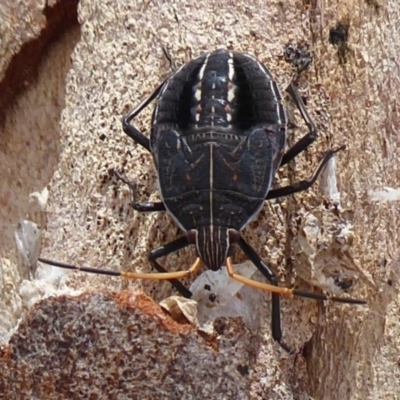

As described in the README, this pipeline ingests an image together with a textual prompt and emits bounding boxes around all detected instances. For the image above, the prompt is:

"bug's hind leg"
[231,235,365,352]
[122,78,168,152]
[280,61,318,168]
[122,46,178,152]
[162,46,177,72]
[234,237,293,353]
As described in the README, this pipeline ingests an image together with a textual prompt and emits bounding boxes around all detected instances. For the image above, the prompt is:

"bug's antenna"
[38,257,202,281]
[38,257,366,306]
[225,258,366,305]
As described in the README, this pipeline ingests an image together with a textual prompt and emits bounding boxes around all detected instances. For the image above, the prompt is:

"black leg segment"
[237,237,293,353]
[280,65,317,168]
[122,46,179,152]
[114,170,167,212]
[162,46,178,72]
[122,76,169,152]
[149,236,192,298]
[266,146,345,200]
[133,202,166,212]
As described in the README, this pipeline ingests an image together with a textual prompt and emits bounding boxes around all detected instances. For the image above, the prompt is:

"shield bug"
[39,49,366,351]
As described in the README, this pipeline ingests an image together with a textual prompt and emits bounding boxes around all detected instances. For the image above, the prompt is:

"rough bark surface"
[1,0,399,399]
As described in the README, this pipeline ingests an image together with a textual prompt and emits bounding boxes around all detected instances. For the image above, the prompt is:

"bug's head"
[186,227,240,271]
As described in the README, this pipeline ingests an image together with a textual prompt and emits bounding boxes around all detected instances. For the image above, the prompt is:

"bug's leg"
[132,202,166,212]
[113,171,166,212]
[280,62,317,168]
[123,46,177,151]
[234,237,293,353]
[266,145,344,200]
[229,241,365,304]
[230,236,366,351]
[119,48,176,206]
[148,237,193,298]
[38,237,195,298]
[122,76,169,152]
[162,46,177,72]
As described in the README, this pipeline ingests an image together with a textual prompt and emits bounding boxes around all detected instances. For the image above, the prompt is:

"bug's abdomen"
[232,52,287,132]
[152,49,287,139]
[188,51,234,129]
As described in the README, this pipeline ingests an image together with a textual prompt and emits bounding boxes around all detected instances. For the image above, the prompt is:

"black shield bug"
[39,48,366,352]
